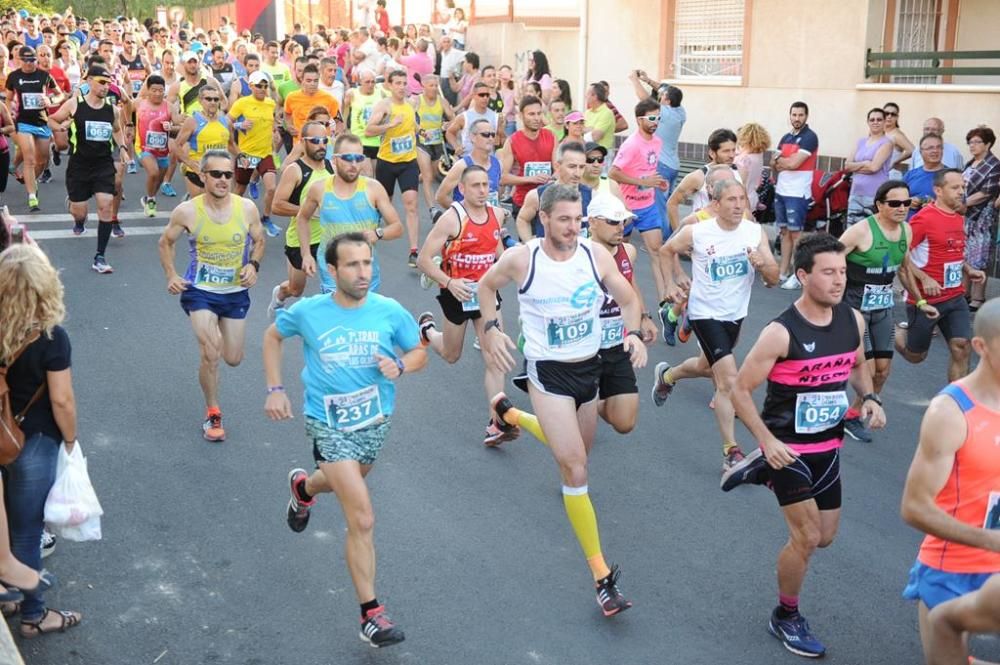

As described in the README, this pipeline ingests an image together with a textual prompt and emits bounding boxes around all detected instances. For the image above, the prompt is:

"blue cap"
[190,41,204,53]
[18,9,29,18]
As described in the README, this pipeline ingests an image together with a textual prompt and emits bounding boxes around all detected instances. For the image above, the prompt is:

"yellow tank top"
[377,100,418,163]
[417,94,444,145]
[187,112,230,170]
[186,194,249,294]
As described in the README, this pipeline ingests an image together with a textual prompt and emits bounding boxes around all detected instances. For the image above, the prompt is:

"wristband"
[445,278,452,289]
[394,358,405,375]
[916,298,927,308]
[249,259,260,271]
[627,330,643,340]
[641,311,652,320]
[267,385,285,394]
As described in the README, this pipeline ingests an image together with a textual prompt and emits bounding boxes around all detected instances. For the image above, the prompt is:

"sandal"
[0,570,55,597]
[19,608,82,638]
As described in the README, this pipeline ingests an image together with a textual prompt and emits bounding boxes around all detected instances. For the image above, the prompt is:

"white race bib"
[861,283,894,312]
[794,391,849,435]
[390,136,413,155]
[943,260,963,289]
[84,120,113,142]
[21,92,45,110]
[545,311,594,349]
[523,161,551,178]
[237,154,262,169]
[323,385,384,432]
[600,317,624,348]
[145,130,168,150]
[985,491,1000,530]
[195,263,237,286]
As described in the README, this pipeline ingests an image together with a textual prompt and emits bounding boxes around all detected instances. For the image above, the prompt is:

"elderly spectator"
[962,125,1000,309]
[912,117,964,170]
[903,133,946,218]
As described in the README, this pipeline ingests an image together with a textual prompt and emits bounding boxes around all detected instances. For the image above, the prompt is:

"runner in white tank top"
[474,184,647,617]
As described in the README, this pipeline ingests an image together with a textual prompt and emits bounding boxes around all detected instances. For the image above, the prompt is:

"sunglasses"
[586,156,605,164]
[304,137,329,145]
[642,115,660,123]
[253,82,268,89]
[882,198,912,208]
[591,216,623,226]
[91,77,110,85]
[202,97,220,102]
[477,131,496,138]
[476,92,489,98]
[337,153,366,163]
[205,169,234,179]
[124,41,135,45]
[883,111,898,117]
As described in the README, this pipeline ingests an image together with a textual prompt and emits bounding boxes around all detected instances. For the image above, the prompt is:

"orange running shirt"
[283,90,339,142]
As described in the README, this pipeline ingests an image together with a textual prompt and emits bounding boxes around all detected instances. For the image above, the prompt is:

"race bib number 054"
[794,391,849,435]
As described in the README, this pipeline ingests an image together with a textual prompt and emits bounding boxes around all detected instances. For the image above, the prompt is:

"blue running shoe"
[262,218,282,238]
[651,361,675,407]
[160,182,178,197]
[659,304,677,346]
[249,180,260,200]
[768,608,826,658]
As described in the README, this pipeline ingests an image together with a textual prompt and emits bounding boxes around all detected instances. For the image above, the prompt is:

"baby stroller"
[806,169,853,236]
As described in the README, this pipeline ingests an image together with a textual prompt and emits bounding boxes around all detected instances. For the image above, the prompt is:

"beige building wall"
[467,0,1000,162]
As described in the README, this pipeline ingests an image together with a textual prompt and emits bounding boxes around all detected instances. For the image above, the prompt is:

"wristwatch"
[375,227,384,240]
[394,357,405,375]
[483,319,501,334]
[862,393,882,406]
[249,259,260,271]
[627,330,643,340]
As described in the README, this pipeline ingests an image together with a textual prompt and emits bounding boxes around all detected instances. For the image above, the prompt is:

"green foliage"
[0,0,54,16]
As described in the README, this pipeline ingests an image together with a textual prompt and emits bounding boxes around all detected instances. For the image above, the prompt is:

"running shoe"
[780,274,801,290]
[843,416,873,443]
[677,307,693,343]
[203,412,225,442]
[768,608,826,658]
[500,227,516,249]
[40,529,56,559]
[651,361,674,407]
[37,169,53,184]
[721,447,769,492]
[248,180,260,200]
[126,160,138,174]
[483,419,519,446]
[52,147,61,166]
[143,196,157,218]
[722,447,746,475]
[27,195,40,212]
[419,256,442,289]
[286,468,315,533]
[111,221,125,238]
[408,250,419,268]
[417,312,436,346]
[595,565,632,617]
[658,304,677,346]
[473,336,481,350]
[91,254,114,274]
[359,606,405,648]
[160,182,178,197]
[262,218,282,238]
[267,284,285,321]
[72,219,86,236]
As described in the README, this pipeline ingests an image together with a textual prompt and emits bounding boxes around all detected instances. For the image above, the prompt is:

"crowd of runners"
[0,6,999,663]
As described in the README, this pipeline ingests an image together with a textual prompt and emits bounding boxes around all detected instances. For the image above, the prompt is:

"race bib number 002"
[323,385,384,432]
[546,311,594,349]
[709,254,750,282]
[794,391,849,435]
[523,161,551,178]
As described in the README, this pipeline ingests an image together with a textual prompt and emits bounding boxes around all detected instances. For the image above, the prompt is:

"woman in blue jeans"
[0,243,82,637]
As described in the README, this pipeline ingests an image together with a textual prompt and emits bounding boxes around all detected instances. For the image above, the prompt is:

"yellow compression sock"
[502,407,549,446]
[723,441,740,456]
[562,486,610,580]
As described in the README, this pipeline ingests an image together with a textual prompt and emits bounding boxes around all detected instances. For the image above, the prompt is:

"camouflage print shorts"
[305,416,392,466]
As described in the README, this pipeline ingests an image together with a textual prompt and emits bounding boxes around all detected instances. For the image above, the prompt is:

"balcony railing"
[865,49,1000,79]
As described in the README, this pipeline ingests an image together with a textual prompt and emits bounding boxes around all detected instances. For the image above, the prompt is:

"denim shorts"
[847,194,875,227]
[306,416,391,465]
[902,560,995,609]
[775,194,809,231]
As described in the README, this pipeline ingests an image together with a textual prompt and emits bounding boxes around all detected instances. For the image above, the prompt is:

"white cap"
[181,50,199,62]
[248,71,269,86]
[587,193,635,222]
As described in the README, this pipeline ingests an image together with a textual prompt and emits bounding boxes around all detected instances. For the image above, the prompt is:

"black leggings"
[0,149,9,194]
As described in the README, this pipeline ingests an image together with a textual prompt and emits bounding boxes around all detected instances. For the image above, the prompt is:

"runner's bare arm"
[478,246,528,372]
[270,164,303,217]
[732,322,799,468]
[434,159,465,208]
[47,94,78,124]
[927,575,1000,665]
[417,208,467,293]
[368,180,404,242]
[263,324,294,420]
[668,170,703,229]
[364,99,396,137]
[901,394,1000,553]
[658,223,694,301]
[158,203,194,293]
[445,113,464,152]
[751,227,780,286]
[595,242,648,367]
[112,106,133,162]
[297,180,325,274]
[515,190,539,241]
[240,200,266,287]
[173,116,198,170]
[623,244,658,342]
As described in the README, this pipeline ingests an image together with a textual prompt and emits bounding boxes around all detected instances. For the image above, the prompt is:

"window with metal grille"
[893,0,942,84]
[673,0,745,80]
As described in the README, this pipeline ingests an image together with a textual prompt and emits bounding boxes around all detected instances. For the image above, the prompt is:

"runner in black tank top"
[725,235,886,659]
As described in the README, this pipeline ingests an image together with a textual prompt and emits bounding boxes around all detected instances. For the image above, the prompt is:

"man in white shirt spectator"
[911,117,964,170]
[353,27,379,76]
[437,35,465,106]
[771,101,819,289]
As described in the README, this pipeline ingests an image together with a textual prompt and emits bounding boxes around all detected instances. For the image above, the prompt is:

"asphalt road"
[5,162,998,665]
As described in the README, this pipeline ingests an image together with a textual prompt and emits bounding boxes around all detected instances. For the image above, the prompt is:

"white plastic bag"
[44,442,103,542]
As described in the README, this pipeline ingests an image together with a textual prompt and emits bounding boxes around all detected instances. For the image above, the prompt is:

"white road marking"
[32,226,166,240]
[18,211,169,225]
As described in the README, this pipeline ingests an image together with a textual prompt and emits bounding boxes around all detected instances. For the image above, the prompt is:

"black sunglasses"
[586,156,605,164]
[304,137,329,145]
[205,169,234,179]
[476,92,489,98]
[591,216,623,226]
[202,97,221,102]
[253,82,268,89]
[882,198,912,208]
[477,131,496,139]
